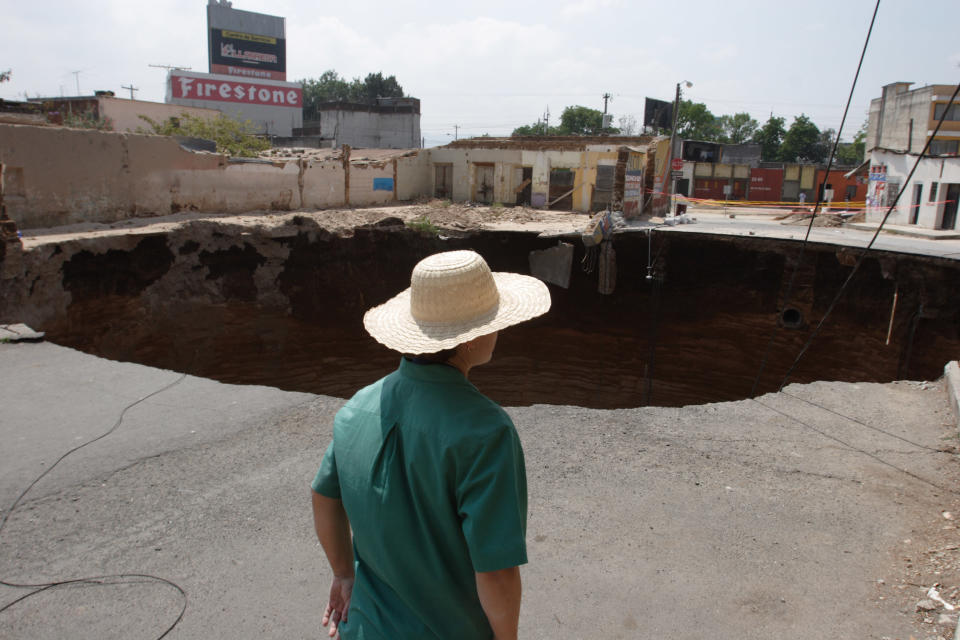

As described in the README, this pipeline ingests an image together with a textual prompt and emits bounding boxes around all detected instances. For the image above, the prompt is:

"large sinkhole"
[12,218,960,409]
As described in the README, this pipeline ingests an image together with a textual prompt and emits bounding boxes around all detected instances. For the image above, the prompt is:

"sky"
[2,0,958,148]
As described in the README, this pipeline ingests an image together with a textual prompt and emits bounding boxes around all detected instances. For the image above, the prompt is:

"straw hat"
[363,250,551,354]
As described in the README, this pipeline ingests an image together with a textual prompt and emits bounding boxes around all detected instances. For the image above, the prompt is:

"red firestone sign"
[672,158,684,171]
[171,74,302,108]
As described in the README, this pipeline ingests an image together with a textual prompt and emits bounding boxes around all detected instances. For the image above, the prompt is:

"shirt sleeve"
[456,422,528,573]
[311,440,341,499]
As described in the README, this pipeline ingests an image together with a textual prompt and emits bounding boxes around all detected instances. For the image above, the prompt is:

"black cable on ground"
[775,81,960,392]
[0,373,189,639]
[749,0,881,398]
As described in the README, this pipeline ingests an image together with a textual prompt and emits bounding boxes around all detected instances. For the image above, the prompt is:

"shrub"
[406,215,440,235]
[137,113,270,157]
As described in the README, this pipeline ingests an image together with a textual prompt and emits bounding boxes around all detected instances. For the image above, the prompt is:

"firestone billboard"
[166,70,302,137]
[171,73,302,108]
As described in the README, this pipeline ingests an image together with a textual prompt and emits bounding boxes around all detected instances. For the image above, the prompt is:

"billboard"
[171,73,302,108]
[644,97,672,131]
[208,3,286,81]
[167,70,303,136]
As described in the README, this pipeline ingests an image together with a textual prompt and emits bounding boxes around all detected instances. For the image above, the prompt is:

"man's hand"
[313,491,356,637]
[322,575,354,638]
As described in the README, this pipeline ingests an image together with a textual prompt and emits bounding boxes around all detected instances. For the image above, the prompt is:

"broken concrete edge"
[0,323,44,342]
[945,361,960,436]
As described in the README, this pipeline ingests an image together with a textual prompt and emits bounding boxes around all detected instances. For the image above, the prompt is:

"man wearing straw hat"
[311,250,551,639]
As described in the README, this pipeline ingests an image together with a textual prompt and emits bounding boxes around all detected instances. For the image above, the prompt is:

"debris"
[916,599,938,612]
[926,586,955,610]
[943,512,954,520]
[529,243,574,289]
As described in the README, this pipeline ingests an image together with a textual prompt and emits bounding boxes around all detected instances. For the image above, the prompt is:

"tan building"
[30,93,221,132]
[867,82,960,156]
[427,136,653,215]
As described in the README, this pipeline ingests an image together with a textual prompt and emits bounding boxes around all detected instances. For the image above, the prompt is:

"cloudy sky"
[3,0,958,147]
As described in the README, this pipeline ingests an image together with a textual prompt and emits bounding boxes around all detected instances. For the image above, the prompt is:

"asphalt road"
[1,342,958,639]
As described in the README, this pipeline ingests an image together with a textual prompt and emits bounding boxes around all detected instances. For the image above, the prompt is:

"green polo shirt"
[311,357,528,640]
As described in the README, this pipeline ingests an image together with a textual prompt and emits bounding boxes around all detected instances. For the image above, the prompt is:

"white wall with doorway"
[867,150,960,229]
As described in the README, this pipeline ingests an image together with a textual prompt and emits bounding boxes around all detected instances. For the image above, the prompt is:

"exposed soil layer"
[3,214,959,408]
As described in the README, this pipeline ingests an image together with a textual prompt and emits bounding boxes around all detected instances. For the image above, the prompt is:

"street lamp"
[667,80,693,216]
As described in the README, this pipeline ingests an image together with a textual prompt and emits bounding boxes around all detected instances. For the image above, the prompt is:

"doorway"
[941,184,959,230]
[548,168,575,210]
[434,164,452,199]
[473,164,495,204]
[910,183,922,224]
[518,167,532,206]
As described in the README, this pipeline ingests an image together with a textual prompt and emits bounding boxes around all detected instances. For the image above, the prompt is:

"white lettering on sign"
[170,73,302,108]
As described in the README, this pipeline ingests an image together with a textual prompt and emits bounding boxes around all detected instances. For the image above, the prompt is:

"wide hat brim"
[363,272,551,354]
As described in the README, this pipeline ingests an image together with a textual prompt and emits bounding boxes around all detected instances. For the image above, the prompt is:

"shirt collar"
[398,357,472,386]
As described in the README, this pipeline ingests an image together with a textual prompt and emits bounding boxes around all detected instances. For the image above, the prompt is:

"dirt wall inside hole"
[2,219,958,409]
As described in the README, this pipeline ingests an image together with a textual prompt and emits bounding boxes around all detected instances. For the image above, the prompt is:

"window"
[934,103,960,121]
[886,182,901,208]
[930,182,939,202]
[929,139,959,156]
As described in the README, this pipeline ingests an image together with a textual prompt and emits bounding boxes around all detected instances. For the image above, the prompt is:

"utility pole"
[543,106,550,134]
[453,124,459,140]
[602,92,612,114]
[121,84,139,100]
[667,81,693,216]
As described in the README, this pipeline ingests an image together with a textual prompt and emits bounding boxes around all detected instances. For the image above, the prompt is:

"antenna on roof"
[148,64,192,72]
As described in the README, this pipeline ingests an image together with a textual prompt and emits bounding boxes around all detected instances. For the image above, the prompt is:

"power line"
[774,80,960,392]
[750,0,881,397]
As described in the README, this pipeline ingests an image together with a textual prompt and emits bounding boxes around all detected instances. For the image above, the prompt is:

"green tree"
[780,114,823,163]
[557,105,606,135]
[834,121,867,165]
[300,69,405,116]
[511,121,557,136]
[511,105,617,136]
[753,115,786,161]
[0,70,10,83]
[719,112,759,144]
[137,113,270,157]
[674,100,723,141]
[301,70,352,110]
[356,72,404,103]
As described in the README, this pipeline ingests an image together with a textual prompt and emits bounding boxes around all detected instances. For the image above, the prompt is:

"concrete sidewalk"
[1,342,959,639]
[849,221,960,240]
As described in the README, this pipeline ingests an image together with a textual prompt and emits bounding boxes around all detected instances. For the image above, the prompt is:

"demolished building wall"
[0,124,427,229]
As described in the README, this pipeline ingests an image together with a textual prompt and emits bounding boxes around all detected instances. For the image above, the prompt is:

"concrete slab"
[0,324,44,341]
[849,222,960,240]
[1,343,958,639]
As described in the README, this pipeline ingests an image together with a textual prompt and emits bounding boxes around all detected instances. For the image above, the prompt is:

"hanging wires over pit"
[774,81,960,392]
[749,0,882,398]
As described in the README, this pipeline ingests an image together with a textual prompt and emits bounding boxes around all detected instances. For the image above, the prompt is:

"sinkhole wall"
[2,217,959,408]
